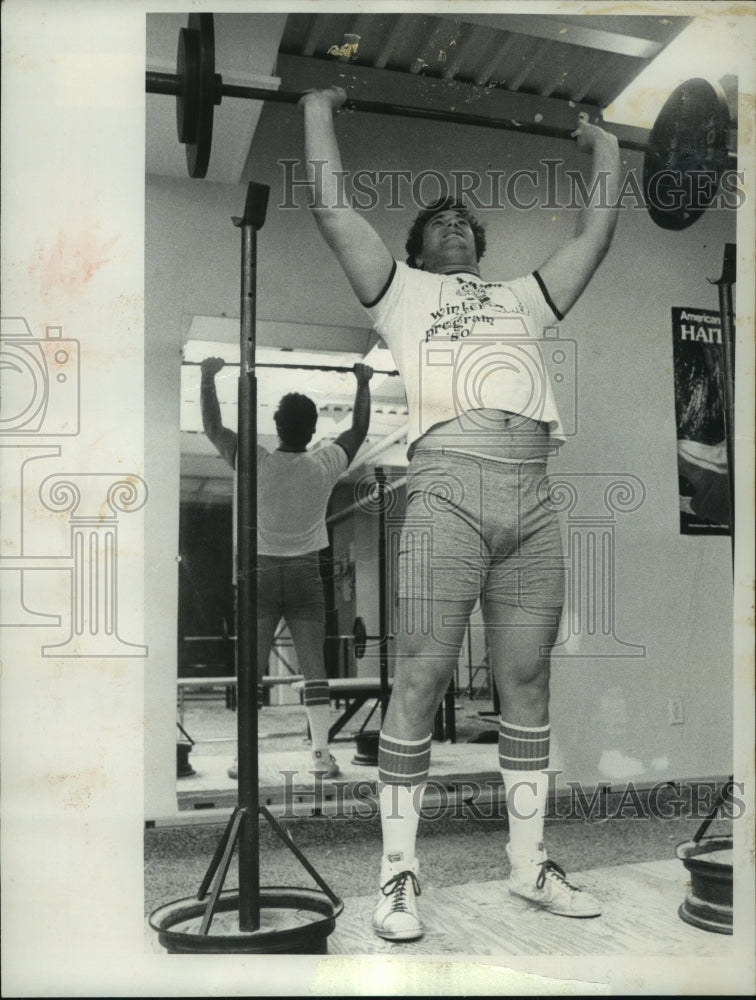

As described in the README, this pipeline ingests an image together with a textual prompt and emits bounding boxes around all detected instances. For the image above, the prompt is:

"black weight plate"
[182,13,216,179]
[643,78,730,231]
[353,617,367,659]
[175,27,197,144]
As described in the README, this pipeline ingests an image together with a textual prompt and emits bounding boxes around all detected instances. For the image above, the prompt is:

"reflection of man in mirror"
[200,356,374,778]
[674,342,730,529]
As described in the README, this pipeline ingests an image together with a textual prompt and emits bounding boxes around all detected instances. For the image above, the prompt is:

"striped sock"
[378,731,432,787]
[499,719,550,864]
[303,679,331,751]
[302,679,330,707]
[257,683,263,710]
[498,718,550,772]
[378,732,432,878]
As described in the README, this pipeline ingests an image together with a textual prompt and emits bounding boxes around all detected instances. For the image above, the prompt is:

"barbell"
[184,359,401,377]
[324,617,374,659]
[352,617,368,659]
[348,617,394,659]
[146,13,733,230]
[203,617,380,659]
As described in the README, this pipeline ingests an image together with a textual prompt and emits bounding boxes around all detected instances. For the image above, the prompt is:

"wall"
[542,167,735,785]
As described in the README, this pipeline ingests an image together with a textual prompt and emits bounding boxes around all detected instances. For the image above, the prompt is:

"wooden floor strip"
[326,860,733,956]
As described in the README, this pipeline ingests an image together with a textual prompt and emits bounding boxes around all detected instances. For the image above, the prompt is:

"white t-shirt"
[254,443,348,556]
[365,261,566,451]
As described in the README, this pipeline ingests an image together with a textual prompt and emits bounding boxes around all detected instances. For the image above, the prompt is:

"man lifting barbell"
[200,356,374,779]
[300,86,620,940]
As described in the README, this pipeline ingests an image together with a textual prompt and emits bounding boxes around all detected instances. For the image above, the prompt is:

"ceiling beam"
[437,14,687,60]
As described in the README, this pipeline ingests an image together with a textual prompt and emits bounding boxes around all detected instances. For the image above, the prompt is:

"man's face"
[417,210,478,274]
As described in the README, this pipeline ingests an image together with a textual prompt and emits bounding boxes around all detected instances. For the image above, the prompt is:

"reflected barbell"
[196,617,383,659]
[351,617,369,659]
[333,619,394,659]
[183,359,401,377]
[307,618,376,659]
[146,13,734,230]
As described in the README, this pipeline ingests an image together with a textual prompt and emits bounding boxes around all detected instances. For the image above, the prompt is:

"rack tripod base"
[176,741,195,778]
[149,801,344,954]
[352,729,380,766]
[676,836,733,935]
[150,886,343,954]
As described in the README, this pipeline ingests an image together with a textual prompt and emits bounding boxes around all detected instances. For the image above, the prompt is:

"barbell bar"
[328,618,372,659]
[146,13,733,230]
[184,359,401,377]
[192,617,383,659]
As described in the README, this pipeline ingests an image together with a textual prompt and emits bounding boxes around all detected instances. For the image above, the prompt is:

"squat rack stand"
[150,184,342,952]
[213,182,341,931]
[692,241,736,845]
[230,181,265,929]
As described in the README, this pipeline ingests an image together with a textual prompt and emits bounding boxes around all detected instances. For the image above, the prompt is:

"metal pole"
[376,467,390,721]
[444,680,457,743]
[234,183,270,932]
[713,243,736,563]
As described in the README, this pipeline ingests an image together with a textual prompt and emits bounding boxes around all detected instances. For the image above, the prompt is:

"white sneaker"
[373,858,423,941]
[227,758,238,780]
[310,749,340,779]
[507,848,602,918]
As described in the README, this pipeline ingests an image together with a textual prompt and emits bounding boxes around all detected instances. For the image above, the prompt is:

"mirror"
[175,317,409,801]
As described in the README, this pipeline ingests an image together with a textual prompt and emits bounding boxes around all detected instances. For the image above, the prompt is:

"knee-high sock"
[498,718,550,864]
[303,679,331,750]
[378,731,432,876]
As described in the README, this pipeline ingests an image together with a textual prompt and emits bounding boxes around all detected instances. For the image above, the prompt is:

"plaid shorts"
[397,449,565,609]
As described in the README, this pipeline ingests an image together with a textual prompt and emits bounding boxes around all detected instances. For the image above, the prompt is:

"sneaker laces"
[535,860,581,892]
[381,870,421,911]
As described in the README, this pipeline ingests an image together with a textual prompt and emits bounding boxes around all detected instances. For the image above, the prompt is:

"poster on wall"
[672,306,731,535]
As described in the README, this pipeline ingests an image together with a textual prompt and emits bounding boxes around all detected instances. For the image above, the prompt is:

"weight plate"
[175,27,197,144]
[177,13,216,179]
[643,78,730,231]
[353,617,367,659]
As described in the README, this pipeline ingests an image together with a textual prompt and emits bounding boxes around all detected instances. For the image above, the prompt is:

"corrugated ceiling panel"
[279,12,693,110]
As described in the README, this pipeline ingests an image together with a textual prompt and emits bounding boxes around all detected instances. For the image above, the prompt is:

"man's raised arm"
[200,357,238,469]
[537,114,621,318]
[334,364,374,463]
[300,88,394,306]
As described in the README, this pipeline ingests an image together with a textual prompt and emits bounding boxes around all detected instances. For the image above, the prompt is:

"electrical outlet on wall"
[668,696,684,725]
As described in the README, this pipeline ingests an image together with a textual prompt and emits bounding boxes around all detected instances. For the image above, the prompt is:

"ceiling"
[148,11,697,502]
[277,12,692,109]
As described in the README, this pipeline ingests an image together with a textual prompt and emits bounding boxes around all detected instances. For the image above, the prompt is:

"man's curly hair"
[405,197,487,269]
[274,393,318,449]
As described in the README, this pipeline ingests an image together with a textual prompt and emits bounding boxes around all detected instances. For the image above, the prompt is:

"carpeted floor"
[150,690,733,916]
[145,809,731,916]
